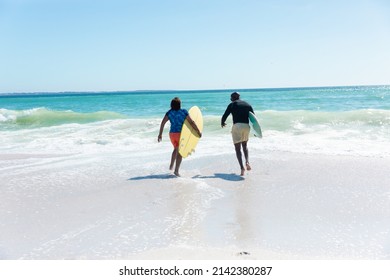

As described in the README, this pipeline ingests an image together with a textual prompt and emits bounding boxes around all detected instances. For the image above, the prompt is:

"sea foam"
[0,108,127,128]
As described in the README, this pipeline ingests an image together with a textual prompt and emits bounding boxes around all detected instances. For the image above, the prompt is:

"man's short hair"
[231,92,240,100]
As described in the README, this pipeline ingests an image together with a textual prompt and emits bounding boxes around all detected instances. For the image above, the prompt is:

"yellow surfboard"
[179,106,203,158]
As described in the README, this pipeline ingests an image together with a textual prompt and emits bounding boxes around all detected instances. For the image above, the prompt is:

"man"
[221,92,254,176]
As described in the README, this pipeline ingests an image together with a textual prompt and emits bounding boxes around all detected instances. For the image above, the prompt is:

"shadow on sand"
[192,173,244,181]
[129,173,244,182]
[128,173,176,180]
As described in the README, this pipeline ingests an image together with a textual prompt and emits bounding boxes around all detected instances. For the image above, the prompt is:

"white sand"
[1,149,390,260]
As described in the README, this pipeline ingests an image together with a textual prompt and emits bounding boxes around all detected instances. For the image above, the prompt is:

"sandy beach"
[1,141,389,260]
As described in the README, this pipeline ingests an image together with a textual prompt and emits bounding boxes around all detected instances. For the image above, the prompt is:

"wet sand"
[1,150,390,259]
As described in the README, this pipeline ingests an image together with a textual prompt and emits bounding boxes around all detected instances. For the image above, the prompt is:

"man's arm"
[221,104,231,127]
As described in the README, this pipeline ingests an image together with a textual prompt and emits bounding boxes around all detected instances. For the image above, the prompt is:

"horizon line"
[0,84,389,96]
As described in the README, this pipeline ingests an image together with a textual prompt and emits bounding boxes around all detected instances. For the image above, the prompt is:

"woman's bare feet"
[246,163,251,171]
[240,168,245,176]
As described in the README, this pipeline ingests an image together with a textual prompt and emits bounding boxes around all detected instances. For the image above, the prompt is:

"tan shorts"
[231,123,250,144]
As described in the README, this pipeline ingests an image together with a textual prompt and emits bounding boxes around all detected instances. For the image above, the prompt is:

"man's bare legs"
[234,141,250,176]
[242,141,251,171]
[234,143,245,175]
[170,147,182,177]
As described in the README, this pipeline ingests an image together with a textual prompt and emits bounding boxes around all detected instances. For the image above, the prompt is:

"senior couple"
[158,92,255,177]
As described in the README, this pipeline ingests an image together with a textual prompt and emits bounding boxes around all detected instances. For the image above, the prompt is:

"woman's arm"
[186,115,202,138]
[158,114,169,142]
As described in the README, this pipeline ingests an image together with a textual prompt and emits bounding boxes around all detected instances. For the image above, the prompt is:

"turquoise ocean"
[1,85,389,157]
[2,86,390,260]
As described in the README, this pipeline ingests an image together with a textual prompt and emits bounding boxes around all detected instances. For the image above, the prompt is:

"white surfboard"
[249,112,262,138]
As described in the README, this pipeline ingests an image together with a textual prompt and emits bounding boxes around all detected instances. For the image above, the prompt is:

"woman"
[158,97,202,176]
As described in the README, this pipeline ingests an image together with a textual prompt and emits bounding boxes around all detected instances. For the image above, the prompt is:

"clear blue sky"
[1,0,389,93]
